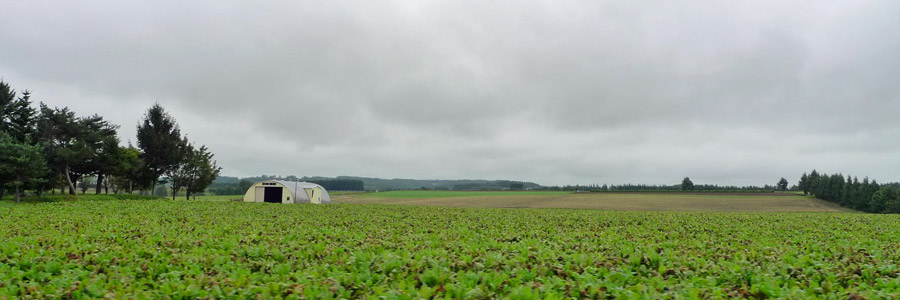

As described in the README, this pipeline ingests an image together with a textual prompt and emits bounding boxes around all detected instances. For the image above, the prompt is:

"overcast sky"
[2,1,899,186]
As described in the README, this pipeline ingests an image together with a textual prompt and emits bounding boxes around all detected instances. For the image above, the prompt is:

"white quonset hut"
[242,180,331,204]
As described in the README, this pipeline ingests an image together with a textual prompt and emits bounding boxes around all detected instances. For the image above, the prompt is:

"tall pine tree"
[136,104,185,195]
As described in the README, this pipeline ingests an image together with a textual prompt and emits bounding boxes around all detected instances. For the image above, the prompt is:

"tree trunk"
[65,165,77,195]
[95,173,104,195]
[185,179,192,200]
[15,185,21,203]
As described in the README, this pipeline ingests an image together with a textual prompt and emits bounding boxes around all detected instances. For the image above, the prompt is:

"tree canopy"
[681,177,694,191]
[1,79,221,200]
[777,178,789,191]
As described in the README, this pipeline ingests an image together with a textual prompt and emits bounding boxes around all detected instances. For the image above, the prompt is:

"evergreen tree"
[884,188,900,214]
[136,104,186,192]
[869,186,890,213]
[800,169,900,214]
[777,178,789,191]
[35,105,119,195]
[854,177,870,211]
[4,91,37,143]
[0,81,15,132]
[798,172,809,195]
[81,115,120,195]
[0,134,47,202]
[681,177,694,191]
[840,175,852,206]
[36,104,83,194]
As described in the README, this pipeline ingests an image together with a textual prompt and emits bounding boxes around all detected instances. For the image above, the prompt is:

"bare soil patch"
[336,192,851,212]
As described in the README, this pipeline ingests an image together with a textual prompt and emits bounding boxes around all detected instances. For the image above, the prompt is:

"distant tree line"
[452,181,526,190]
[306,179,364,191]
[798,170,900,213]
[208,179,255,195]
[540,178,783,192]
[0,79,221,202]
[208,176,365,195]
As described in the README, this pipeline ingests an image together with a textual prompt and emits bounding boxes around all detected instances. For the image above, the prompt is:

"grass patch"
[329,191,371,196]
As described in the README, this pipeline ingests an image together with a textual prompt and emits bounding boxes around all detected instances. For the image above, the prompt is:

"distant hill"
[214,175,542,191]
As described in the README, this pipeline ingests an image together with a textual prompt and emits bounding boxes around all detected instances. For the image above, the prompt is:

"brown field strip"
[335,192,853,212]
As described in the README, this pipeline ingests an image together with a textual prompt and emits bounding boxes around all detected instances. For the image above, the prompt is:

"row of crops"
[2,200,900,298]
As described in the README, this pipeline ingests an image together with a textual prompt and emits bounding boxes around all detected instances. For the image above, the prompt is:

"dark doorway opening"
[264,187,283,203]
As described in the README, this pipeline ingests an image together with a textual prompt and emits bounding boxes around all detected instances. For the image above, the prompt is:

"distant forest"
[209,175,541,194]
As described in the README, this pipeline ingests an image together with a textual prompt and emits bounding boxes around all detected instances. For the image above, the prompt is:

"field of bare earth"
[335,191,851,212]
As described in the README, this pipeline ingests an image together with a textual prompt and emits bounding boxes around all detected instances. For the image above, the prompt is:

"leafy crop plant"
[1,200,898,299]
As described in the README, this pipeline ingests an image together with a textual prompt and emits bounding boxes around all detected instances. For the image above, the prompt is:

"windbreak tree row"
[0,79,221,202]
[798,170,900,213]
[542,182,781,192]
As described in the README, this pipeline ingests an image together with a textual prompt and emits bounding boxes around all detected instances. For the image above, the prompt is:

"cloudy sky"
[2,1,899,186]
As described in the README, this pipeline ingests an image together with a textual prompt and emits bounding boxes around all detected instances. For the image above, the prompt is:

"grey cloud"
[2,0,899,186]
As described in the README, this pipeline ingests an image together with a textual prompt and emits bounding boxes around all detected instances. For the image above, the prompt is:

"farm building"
[242,180,331,204]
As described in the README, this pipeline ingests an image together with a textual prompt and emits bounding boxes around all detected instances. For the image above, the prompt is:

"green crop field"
[2,199,899,299]
[190,195,243,202]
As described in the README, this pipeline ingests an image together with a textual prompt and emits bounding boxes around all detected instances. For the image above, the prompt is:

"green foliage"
[0,81,219,197]
[109,145,144,193]
[0,81,16,133]
[137,105,220,198]
[0,134,47,202]
[681,177,694,191]
[798,172,809,195]
[2,201,900,298]
[2,89,38,144]
[208,179,255,195]
[800,169,899,213]
[170,142,222,199]
[36,104,119,195]
[136,103,184,182]
[777,178,789,191]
